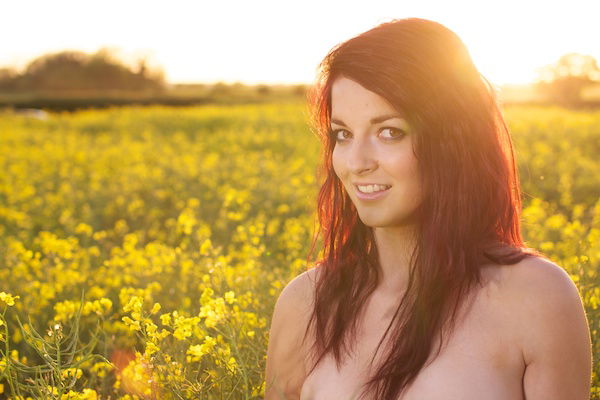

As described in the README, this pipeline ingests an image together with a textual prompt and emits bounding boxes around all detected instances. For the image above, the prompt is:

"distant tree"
[292,84,307,97]
[209,82,232,97]
[256,84,271,95]
[0,67,18,90]
[535,53,600,106]
[1,48,165,93]
[136,57,147,77]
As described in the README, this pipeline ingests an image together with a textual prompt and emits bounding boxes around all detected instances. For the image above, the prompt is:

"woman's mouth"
[354,184,391,200]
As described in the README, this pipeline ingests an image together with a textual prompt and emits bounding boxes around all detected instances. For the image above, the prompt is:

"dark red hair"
[302,17,546,400]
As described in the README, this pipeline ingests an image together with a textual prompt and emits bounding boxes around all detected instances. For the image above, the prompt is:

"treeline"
[2,49,599,111]
[534,53,600,107]
[0,48,310,111]
[0,48,165,94]
[0,83,309,112]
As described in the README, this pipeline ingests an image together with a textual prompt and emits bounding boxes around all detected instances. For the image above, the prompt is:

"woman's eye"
[331,129,350,141]
[380,127,405,139]
[330,127,405,142]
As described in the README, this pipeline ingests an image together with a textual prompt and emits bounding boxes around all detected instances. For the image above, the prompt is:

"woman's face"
[331,76,423,228]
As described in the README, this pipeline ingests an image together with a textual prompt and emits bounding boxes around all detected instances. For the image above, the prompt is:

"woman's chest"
[300,285,526,400]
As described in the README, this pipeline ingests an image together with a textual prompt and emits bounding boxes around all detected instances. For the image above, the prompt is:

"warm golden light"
[0,0,598,86]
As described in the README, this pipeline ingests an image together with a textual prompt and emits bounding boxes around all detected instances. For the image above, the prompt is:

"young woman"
[265,18,592,400]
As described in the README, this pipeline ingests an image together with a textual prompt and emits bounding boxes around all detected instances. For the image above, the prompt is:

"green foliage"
[0,291,110,399]
[535,53,600,106]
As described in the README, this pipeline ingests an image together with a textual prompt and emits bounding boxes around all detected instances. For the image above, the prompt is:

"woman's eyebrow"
[331,113,405,126]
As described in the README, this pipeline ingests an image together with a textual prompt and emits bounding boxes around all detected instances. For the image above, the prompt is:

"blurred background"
[1,0,600,110]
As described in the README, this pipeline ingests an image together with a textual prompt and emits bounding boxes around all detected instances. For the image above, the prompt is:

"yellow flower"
[83,298,113,316]
[172,315,199,341]
[81,389,98,400]
[54,300,79,322]
[199,296,228,329]
[90,361,113,378]
[200,238,212,255]
[150,302,161,315]
[186,335,217,362]
[46,385,59,395]
[61,367,83,380]
[144,341,159,357]
[226,356,237,373]
[224,291,236,304]
[200,287,214,306]
[199,305,219,329]
[100,298,113,312]
[123,296,143,314]
[159,313,171,326]
[0,292,20,306]
[122,316,141,331]
[74,222,93,237]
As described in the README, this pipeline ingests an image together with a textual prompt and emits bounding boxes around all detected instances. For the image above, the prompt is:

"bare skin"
[264,255,591,400]
[299,262,526,400]
[265,76,591,399]
[296,75,528,399]
[330,76,421,295]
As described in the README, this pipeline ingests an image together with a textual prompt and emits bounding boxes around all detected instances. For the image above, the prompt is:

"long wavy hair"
[302,17,546,400]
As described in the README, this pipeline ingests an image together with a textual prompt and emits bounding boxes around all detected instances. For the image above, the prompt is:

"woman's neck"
[372,225,418,296]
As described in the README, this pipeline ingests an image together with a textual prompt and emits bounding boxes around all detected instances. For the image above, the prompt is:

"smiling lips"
[354,183,391,200]
[356,184,391,193]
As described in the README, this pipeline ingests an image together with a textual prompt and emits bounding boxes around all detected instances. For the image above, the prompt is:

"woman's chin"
[357,214,393,228]
[357,211,418,229]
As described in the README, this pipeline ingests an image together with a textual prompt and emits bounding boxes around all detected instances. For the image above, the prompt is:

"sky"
[1,0,599,86]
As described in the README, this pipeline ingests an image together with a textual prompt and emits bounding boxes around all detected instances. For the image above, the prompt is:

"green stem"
[227,323,250,399]
[1,308,21,398]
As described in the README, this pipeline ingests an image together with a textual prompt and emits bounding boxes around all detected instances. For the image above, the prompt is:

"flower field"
[0,102,598,399]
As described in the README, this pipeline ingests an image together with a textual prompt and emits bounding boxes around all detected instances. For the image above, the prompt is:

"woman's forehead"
[330,77,407,123]
[331,77,392,107]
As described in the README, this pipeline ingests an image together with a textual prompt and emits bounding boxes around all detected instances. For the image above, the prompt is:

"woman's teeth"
[357,184,391,193]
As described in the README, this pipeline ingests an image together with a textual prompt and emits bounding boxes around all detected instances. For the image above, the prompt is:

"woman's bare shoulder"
[498,256,591,398]
[505,255,585,320]
[480,255,577,297]
[478,255,584,346]
[505,254,567,276]
[485,255,584,322]
[264,266,322,399]
[280,265,321,313]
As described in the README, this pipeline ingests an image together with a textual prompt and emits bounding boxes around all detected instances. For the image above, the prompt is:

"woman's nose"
[347,139,377,175]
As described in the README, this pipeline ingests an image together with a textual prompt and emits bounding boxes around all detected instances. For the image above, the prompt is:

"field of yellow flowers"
[0,102,598,399]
